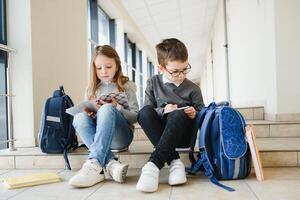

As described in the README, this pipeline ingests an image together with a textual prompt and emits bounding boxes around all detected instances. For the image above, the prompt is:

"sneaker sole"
[111,147,128,153]
[117,164,129,184]
[69,177,105,188]
[168,177,187,186]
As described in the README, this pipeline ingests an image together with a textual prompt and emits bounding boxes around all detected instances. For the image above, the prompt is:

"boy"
[136,38,204,192]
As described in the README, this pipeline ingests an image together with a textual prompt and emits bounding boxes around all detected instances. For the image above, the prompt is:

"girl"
[69,45,139,187]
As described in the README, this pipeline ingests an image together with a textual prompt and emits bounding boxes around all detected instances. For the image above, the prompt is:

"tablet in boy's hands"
[66,101,98,116]
[164,106,190,114]
[176,106,190,110]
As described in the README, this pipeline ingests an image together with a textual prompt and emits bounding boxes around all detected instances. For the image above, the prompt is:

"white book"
[2,172,61,189]
[245,125,265,181]
[66,100,98,116]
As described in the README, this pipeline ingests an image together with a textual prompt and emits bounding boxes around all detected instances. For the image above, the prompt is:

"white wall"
[200,42,214,106]
[210,0,229,102]
[206,0,300,120]
[206,0,278,115]
[7,0,35,147]
[274,0,300,114]
[226,0,277,111]
[31,0,89,143]
[7,0,89,146]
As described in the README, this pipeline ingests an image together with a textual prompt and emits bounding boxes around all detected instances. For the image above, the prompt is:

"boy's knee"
[168,109,187,120]
[138,105,155,121]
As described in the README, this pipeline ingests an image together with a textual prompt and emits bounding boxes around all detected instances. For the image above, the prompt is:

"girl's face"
[94,54,118,82]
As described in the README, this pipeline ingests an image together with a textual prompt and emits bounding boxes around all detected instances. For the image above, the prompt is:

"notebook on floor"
[2,172,61,189]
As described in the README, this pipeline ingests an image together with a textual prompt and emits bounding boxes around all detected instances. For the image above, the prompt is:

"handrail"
[0,44,17,54]
[1,43,17,151]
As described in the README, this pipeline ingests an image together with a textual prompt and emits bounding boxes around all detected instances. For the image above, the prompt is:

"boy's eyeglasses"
[164,64,192,77]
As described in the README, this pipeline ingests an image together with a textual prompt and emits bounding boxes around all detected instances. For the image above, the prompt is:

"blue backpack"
[188,102,251,192]
[38,86,78,170]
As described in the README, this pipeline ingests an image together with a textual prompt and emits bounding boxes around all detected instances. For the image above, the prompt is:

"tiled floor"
[1,168,300,200]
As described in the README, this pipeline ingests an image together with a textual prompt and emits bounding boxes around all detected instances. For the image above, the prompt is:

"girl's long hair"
[87,45,129,100]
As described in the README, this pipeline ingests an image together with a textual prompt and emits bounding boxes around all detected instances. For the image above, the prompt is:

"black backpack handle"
[60,85,65,95]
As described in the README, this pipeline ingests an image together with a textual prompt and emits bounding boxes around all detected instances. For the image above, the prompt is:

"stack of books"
[2,172,61,189]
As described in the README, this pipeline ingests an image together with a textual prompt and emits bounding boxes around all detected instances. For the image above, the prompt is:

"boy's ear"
[158,64,164,72]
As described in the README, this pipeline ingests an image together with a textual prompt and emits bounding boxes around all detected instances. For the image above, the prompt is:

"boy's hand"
[164,104,178,114]
[184,106,197,119]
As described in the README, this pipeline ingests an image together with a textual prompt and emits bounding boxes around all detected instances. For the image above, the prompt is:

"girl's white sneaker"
[106,159,129,183]
[69,159,105,187]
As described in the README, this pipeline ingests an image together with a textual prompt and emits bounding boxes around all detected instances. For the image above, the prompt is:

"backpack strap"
[189,107,208,165]
[61,94,77,170]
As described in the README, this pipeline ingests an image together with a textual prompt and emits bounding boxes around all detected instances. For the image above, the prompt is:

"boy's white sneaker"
[69,159,105,187]
[136,162,159,192]
[106,159,129,183]
[168,159,187,185]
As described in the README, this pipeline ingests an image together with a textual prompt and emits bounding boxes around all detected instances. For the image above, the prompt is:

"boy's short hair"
[155,38,188,66]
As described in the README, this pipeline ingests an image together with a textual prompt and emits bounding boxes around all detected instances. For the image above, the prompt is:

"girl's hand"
[97,97,117,107]
[110,97,118,107]
[184,106,197,119]
[84,107,96,119]
[164,104,178,114]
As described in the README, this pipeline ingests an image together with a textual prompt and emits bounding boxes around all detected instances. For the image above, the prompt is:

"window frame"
[124,33,137,82]
[0,0,8,149]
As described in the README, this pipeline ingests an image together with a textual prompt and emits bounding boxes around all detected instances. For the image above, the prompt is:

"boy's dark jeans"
[137,105,194,169]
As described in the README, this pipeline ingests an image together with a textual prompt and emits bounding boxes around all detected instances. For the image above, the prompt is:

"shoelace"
[80,161,101,175]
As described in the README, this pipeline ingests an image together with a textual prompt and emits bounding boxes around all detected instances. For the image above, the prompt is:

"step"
[236,106,264,120]
[133,120,300,141]
[1,138,300,169]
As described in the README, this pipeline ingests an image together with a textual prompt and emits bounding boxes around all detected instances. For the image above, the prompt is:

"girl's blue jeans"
[72,104,133,166]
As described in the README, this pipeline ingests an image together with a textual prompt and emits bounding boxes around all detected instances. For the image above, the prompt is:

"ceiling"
[119,0,219,81]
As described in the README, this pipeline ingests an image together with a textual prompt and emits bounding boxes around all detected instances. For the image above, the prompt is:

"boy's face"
[159,60,190,85]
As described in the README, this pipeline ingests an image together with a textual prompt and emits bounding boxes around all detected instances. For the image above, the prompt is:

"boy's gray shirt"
[144,74,204,116]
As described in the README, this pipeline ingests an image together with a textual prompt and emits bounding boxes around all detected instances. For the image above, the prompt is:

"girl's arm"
[117,81,139,124]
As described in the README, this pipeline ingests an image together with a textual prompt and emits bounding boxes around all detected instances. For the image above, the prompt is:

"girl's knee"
[73,112,89,127]
[97,104,115,114]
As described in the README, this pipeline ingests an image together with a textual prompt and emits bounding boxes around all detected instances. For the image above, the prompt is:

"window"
[147,58,154,78]
[137,50,143,106]
[0,0,8,149]
[88,0,116,54]
[124,33,136,82]
[98,7,110,46]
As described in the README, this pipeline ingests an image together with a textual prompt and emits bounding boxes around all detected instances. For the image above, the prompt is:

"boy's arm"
[144,78,164,117]
[191,87,205,112]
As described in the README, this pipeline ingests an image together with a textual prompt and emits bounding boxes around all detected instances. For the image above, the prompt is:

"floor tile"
[86,169,171,200]
[246,168,300,200]
[6,169,104,200]
[170,173,257,200]
[0,169,62,200]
